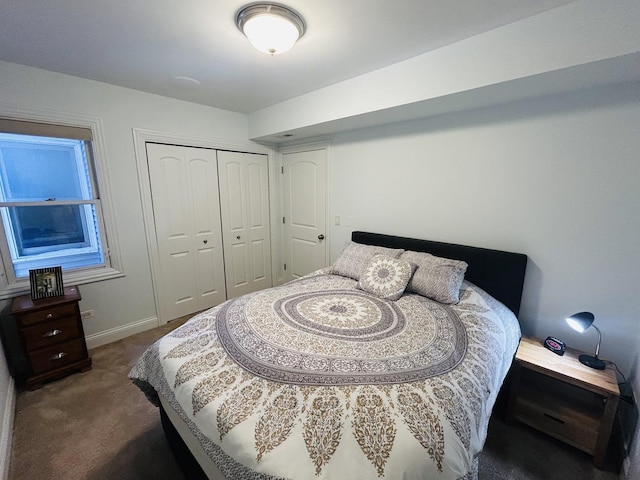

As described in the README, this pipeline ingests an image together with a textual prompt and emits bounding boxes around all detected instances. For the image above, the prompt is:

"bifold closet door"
[217,150,272,299]
[146,143,227,320]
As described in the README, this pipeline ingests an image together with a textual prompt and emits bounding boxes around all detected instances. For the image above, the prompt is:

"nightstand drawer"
[514,395,598,453]
[21,316,82,352]
[18,303,78,326]
[28,339,87,375]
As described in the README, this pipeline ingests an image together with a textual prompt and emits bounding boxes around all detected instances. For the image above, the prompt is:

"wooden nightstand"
[11,285,92,390]
[506,337,619,469]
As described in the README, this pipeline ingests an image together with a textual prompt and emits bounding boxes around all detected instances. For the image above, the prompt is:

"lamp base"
[579,354,606,370]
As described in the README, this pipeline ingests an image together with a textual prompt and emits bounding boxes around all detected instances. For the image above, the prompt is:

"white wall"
[327,81,640,377]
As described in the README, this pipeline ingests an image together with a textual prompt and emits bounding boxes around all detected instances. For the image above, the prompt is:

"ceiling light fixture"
[236,3,305,55]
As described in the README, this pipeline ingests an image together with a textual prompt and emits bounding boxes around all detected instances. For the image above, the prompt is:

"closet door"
[217,151,272,299]
[146,143,227,320]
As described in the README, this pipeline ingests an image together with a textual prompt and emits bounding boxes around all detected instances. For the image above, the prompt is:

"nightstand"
[10,285,92,389]
[506,336,619,469]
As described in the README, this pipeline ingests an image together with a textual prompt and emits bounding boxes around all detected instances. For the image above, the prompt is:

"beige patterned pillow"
[358,255,416,301]
[332,242,404,280]
[401,251,468,304]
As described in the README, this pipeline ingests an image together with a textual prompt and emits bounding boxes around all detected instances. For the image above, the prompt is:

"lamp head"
[565,311,594,333]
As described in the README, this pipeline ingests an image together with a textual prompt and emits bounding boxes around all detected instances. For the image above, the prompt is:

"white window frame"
[0,106,124,300]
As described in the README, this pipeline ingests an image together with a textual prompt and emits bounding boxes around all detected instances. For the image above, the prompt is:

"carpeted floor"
[8,320,622,480]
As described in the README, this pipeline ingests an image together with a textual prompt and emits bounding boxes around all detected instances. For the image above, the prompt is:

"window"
[0,117,122,297]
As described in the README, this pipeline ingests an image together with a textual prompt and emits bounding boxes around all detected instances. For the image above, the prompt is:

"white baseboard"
[0,377,15,480]
[85,316,158,350]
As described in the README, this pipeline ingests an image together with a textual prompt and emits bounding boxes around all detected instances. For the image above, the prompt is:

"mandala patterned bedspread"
[130,273,520,480]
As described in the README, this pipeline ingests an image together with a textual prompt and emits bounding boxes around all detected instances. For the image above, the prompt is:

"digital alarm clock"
[543,336,566,355]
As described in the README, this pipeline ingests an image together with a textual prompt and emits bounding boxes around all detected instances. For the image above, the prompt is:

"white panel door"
[147,143,226,320]
[218,150,272,299]
[282,147,327,281]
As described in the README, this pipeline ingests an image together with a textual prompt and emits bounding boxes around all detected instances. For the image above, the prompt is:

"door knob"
[203,239,208,244]
[236,235,241,240]
[318,234,325,241]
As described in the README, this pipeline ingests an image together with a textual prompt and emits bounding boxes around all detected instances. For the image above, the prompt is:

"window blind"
[0,118,93,141]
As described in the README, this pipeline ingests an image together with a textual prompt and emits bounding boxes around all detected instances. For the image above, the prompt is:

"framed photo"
[29,267,64,300]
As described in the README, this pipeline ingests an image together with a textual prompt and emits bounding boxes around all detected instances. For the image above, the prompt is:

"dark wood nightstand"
[10,285,92,389]
[506,336,619,469]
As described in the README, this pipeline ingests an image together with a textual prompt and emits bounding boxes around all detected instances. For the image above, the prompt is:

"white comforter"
[130,273,520,480]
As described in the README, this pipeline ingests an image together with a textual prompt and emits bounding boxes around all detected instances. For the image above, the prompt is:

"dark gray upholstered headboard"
[351,231,528,317]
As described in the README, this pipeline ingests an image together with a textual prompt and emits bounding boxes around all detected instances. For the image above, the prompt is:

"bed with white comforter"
[130,236,523,480]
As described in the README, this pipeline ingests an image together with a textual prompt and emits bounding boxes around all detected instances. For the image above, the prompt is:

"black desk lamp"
[565,311,606,370]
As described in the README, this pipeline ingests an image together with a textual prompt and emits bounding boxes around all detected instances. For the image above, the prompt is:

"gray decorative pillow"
[358,255,416,301]
[332,242,404,280]
[401,251,468,304]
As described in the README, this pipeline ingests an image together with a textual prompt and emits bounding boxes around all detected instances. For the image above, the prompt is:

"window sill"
[0,267,124,301]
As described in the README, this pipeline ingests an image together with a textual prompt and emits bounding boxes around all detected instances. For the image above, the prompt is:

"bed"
[130,231,527,480]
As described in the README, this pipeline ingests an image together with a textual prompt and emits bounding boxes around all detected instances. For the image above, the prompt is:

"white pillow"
[400,251,467,304]
[358,255,416,301]
[332,241,404,280]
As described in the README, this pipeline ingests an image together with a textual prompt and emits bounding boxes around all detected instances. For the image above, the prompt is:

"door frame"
[278,141,331,285]
[133,128,278,325]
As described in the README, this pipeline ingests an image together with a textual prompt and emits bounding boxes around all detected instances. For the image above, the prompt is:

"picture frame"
[29,266,64,300]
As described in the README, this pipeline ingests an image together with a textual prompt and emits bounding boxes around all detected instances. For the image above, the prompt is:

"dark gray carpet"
[9,320,621,480]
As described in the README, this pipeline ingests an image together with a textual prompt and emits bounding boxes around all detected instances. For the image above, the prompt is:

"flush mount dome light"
[236,3,305,55]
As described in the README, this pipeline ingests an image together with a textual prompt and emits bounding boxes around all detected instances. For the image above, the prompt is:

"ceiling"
[0,0,575,115]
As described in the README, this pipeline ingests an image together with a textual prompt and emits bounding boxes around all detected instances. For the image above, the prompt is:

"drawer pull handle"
[43,329,62,338]
[50,352,67,361]
[46,313,54,319]
[543,413,565,424]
